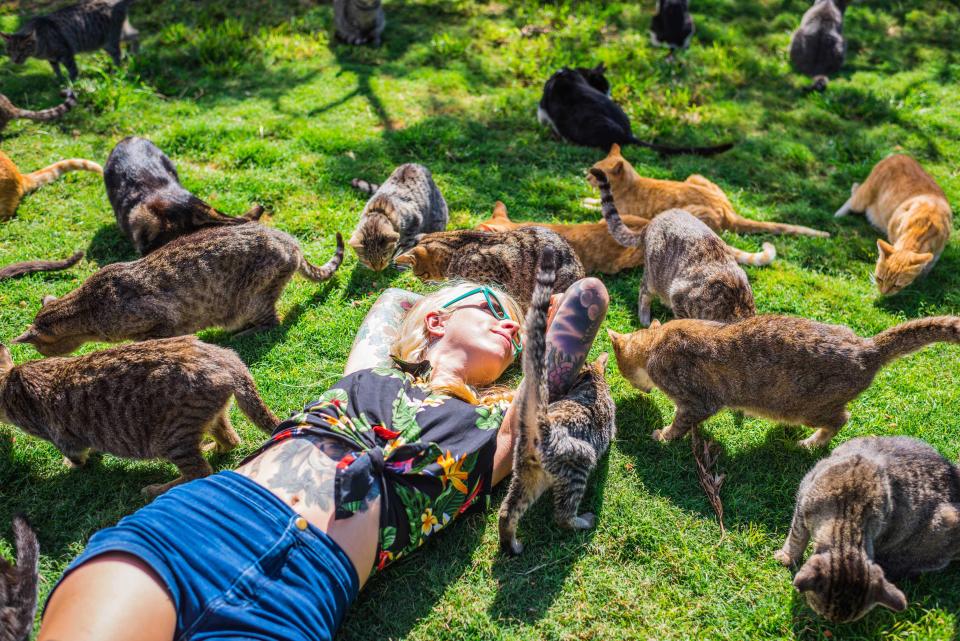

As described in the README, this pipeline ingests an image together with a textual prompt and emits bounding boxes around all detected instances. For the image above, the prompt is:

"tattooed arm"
[344,288,423,375]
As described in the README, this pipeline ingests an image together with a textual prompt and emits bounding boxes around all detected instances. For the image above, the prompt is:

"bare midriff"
[234,438,381,589]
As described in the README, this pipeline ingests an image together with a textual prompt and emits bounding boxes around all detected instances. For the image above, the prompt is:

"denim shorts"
[46,471,360,641]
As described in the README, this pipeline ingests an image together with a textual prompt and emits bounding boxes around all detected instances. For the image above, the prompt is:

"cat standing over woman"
[105,136,264,254]
[348,163,448,271]
[334,0,385,46]
[0,150,102,221]
[777,436,960,623]
[0,336,279,497]
[592,168,772,325]
[0,89,76,133]
[498,248,616,555]
[1,0,139,81]
[835,154,952,296]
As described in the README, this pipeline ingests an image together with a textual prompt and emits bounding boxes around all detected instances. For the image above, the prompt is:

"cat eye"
[441,287,522,356]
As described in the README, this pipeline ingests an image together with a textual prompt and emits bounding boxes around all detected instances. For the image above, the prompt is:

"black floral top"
[248,366,508,574]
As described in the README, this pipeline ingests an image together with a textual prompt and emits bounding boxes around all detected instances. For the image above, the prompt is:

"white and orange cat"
[0,150,102,220]
[585,144,830,238]
[835,154,952,296]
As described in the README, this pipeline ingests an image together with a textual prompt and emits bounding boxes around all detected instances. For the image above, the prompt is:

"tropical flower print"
[437,451,469,493]
[420,508,439,535]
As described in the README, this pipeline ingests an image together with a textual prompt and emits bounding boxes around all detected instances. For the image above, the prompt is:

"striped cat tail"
[350,178,380,194]
[231,368,281,434]
[728,242,776,267]
[0,251,83,281]
[297,232,344,282]
[591,168,644,249]
[516,247,556,459]
[21,158,103,194]
[724,212,829,238]
[1,515,40,641]
[870,316,960,366]
[15,88,76,123]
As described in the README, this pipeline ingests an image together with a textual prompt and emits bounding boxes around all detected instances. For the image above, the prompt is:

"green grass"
[1,0,959,639]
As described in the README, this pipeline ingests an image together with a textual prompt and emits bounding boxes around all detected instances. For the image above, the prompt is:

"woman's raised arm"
[344,288,423,375]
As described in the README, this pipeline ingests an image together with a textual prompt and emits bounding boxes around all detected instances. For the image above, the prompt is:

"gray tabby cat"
[0,516,38,641]
[0,336,280,497]
[395,227,585,307]
[776,436,960,623]
[14,224,344,356]
[348,163,448,271]
[498,247,616,555]
[0,89,76,132]
[789,0,846,92]
[1,0,138,81]
[592,168,773,325]
[334,0,385,46]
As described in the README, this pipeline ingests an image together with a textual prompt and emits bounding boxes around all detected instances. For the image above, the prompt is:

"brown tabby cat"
[14,225,344,356]
[587,144,830,238]
[394,227,585,306]
[0,89,75,132]
[0,150,102,220]
[474,200,649,274]
[0,251,83,281]
[0,336,280,497]
[834,154,952,296]
[608,314,960,448]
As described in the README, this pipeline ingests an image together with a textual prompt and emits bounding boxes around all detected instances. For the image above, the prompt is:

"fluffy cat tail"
[728,242,776,266]
[1,515,40,641]
[350,178,380,194]
[626,135,733,157]
[591,168,645,248]
[232,369,281,434]
[723,213,830,238]
[870,316,960,366]
[21,158,103,194]
[516,247,557,459]
[0,251,83,281]
[13,88,77,123]
[297,232,345,281]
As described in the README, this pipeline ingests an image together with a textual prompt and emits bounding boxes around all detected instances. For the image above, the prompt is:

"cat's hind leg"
[203,407,242,454]
[63,55,79,81]
[638,272,653,326]
[498,467,549,556]
[551,468,595,531]
[652,404,717,442]
[797,408,848,449]
[143,435,212,499]
[775,502,810,566]
[49,60,64,82]
[834,183,860,217]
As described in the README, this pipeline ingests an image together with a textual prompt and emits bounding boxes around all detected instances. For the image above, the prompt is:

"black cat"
[650,0,695,55]
[537,66,732,156]
[105,136,264,255]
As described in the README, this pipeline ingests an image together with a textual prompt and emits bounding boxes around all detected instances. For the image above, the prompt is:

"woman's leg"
[545,277,609,401]
[39,553,176,641]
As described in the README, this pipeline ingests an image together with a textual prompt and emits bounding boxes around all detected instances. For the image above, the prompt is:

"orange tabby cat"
[0,150,102,220]
[475,201,648,274]
[834,154,952,296]
[586,144,829,238]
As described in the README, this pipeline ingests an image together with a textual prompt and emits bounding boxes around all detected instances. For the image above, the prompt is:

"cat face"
[793,552,907,623]
[12,325,85,357]
[874,239,932,296]
[607,324,658,392]
[1,32,37,64]
[394,246,443,281]
[349,215,400,271]
[588,144,628,188]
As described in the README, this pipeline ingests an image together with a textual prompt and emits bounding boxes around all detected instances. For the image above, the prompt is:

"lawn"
[1,0,959,639]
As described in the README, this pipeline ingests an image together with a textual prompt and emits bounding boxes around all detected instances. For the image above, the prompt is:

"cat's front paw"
[651,428,670,442]
[572,513,595,529]
[773,549,795,567]
[501,537,524,556]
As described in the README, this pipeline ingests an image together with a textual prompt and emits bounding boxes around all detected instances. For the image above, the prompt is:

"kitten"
[0,336,280,497]
[650,0,695,56]
[537,66,733,155]
[776,436,960,623]
[475,200,649,275]
[790,0,847,92]
[394,227,585,306]
[0,251,83,281]
[593,168,771,324]
[348,163,448,271]
[0,89,75,132]
[13,225,344,356]
[0,150,102,220]
[334,0,385,46]
[1,0,139,81]
[105,136,264,255]
[0,516,39,641]
[588,143,830,237]
[835,154,952,296]
[608,314,960,448]
[498,247,616,555]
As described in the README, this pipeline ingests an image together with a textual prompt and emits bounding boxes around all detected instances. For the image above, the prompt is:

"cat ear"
[595,351,609,371]
[492,201,508,220]
[606,328,621,343]
[872,576,907,612]
[0,343,12,373]
[393,253,415,267]
[909,251,934,267]
[0,33,13,42]
[877,239,895,259]
[41,295,58,307]
[793,555,826,593]
[608,143,622,157]
[610,160,624,175]
[594,62,606,73]
[649,319,662,329]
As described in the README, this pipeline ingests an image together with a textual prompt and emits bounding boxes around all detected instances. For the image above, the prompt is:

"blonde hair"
[391,281,523,406]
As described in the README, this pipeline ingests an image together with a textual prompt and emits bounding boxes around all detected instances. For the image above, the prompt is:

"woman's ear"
[424,309,447,339]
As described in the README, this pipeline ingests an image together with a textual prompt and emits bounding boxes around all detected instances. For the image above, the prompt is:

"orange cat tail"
[297,232,344,281]
[729,242,776,267]
[871,316,960,365]
[725,213,830,238]
[591,168,644,248]
[21,158,103,194]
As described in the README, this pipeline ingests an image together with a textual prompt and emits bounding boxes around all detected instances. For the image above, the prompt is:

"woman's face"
[426,292,521,385]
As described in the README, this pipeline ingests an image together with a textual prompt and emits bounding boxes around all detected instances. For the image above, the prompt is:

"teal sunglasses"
[441,286,522,356]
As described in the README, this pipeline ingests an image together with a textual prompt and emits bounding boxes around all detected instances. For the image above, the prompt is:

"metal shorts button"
[295,517,308,531]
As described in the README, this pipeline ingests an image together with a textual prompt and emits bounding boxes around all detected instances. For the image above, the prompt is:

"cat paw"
[797,435,829,450]
[62,455,85,468]
[651,429,669,442]
[850,182,860,196]
[141,483,170,499]
[201,441,218,453]
[773,549,794,567]
[572,513,596,529]
[501,537,524,556]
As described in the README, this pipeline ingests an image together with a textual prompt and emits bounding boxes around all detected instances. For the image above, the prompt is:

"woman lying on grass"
[38,276,609,641]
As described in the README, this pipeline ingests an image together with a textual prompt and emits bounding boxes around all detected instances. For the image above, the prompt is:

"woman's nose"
[499,318,520,337]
